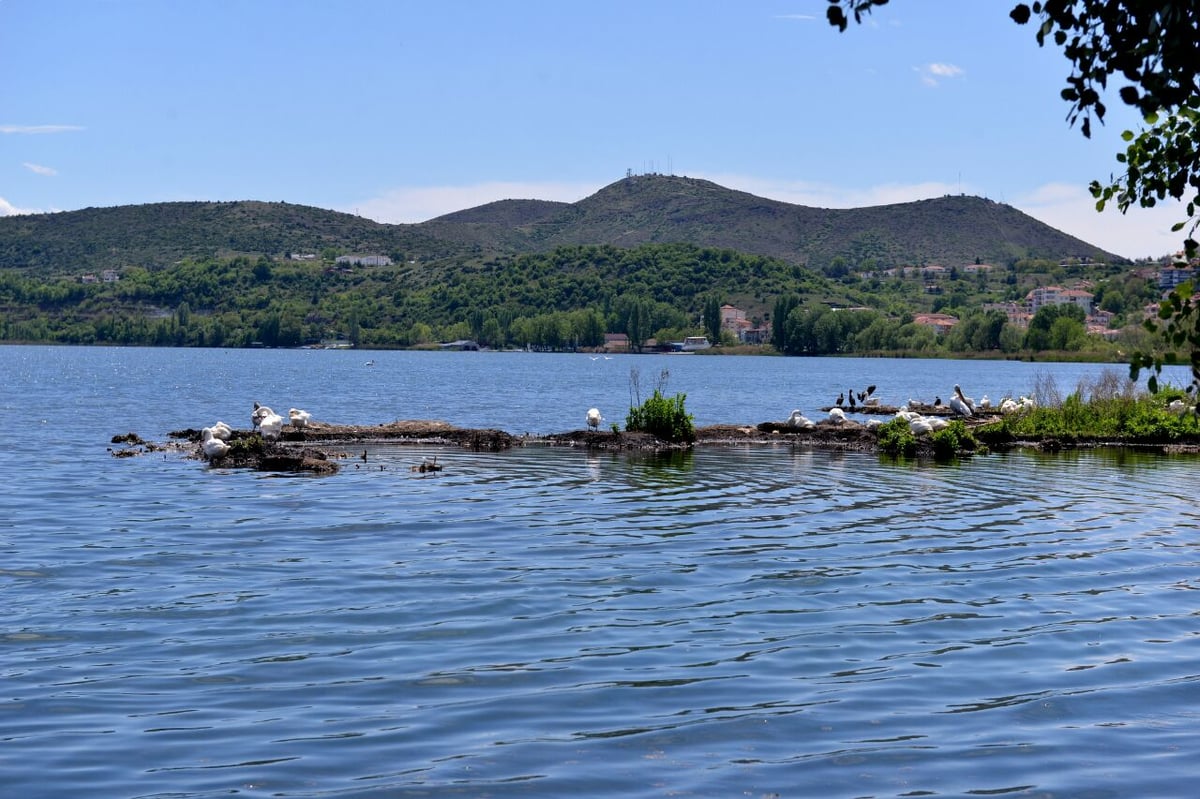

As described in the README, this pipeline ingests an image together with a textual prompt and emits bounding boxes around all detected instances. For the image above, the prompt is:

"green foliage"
[876,417,917,457]
[624,368,695,444]
[625,390,695,444]
[930,420,976,459]
[974,388,1200,442]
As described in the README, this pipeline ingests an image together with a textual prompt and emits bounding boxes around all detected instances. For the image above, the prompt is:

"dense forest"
[0,175,1165,357]
[0,239,1161,358]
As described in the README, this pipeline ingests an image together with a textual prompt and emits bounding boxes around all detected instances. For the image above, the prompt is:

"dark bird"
[411,455,442,473]
[866,384,876,398]
[847,389,856,409]
[836,392,844,407]
[934,396,943,407]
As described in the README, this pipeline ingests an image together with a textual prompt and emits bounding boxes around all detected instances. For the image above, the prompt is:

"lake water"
[2,346,1198,798]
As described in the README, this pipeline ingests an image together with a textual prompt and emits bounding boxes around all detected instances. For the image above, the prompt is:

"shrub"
[625,389,695,443]
[930,420,976,459]
[876,417,916,456]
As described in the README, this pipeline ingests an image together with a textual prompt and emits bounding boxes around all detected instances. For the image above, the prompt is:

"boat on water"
[674,336,712,352]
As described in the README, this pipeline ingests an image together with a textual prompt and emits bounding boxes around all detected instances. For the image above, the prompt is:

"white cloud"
[0,196,35,215]
[349,180,602,223]
[1016,182,1186,260]
[915,62,964,87]
[22,162,57,176]
[0,124,84,134]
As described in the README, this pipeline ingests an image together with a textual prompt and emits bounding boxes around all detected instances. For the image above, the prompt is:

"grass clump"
[975,368,1200,443]
[876,417,916,456]
[625,368,695,444]
[930,420,977,459]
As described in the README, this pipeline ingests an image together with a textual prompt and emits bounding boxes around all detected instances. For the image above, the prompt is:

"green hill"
[0,175,1122,278]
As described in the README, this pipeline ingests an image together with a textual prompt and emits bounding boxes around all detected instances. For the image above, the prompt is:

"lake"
[2,346,1198,798]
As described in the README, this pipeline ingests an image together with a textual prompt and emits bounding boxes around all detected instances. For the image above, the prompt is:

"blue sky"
[0,0,1185,260]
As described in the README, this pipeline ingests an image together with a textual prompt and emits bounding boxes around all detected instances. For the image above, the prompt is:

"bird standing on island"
[949,385,974,417]
[288,408,311,428]
[835,392,845,407]
[258,410,285,439]
[252,402,274,429]
[827,407,846,424]
[587,407,603,431]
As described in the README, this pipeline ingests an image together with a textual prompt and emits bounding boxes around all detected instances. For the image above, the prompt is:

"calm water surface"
[2,346,1198,798]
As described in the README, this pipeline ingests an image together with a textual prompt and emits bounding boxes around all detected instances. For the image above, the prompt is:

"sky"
[0,0,1188,261]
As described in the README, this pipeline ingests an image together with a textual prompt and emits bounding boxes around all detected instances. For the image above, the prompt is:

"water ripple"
[5,349,1200,797]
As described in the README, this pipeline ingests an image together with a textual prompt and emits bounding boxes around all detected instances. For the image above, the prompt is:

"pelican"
[364,359,376,367]
[210,421,233,440]
[955,385,976,412]
[258,411,285,439]
[978,394,991,410]
[827,407,846,424]
[288,408,312,428]
[201,427,230,460]
[949,386,974,417]
[786,409,815,429]
[586,407,603,430]
[999,397,1020,414]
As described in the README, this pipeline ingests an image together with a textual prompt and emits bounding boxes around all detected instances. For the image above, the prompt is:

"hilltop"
[0,175,1122,277]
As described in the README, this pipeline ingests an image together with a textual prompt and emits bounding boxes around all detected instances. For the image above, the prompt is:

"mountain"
[0,175,1122,277]
[422,175,1120,268]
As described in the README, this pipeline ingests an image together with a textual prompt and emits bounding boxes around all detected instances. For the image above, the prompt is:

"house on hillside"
[912,313,959,335]
[335,254,393,267]
[720,304,769,344]
[1159,265,1198,290]
[1026,285,1094,315]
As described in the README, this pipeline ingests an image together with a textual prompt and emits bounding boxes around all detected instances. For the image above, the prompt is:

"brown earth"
[107,412,1200,474]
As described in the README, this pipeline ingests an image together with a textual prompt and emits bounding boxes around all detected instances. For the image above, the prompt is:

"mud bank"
[107,414,1200,475]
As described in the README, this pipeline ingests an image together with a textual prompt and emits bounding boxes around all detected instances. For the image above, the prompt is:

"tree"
[826,0,1200,390]
[702,295,722,344]
[1025,303,1086,351]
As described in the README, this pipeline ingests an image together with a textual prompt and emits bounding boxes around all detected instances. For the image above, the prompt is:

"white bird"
[909,416,934,435]
[364,359,376,367]
[288,408,312,428]
[949,385,974,417]
[786,409,815,429]
[210,421,233,440]
[258,411,285,439]
[252,403,274,429]
[999,398,1020,414]
[1167,399,1190,415]
[586,407,603,430]
[978,395,991,410]
[201,427,230,460]
[827,407,846,424]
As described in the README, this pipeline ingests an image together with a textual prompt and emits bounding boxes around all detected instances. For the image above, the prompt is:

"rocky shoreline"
[106,412,1200,475]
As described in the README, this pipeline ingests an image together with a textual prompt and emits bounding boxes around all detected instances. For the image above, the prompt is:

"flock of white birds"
[198,403,314,461]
